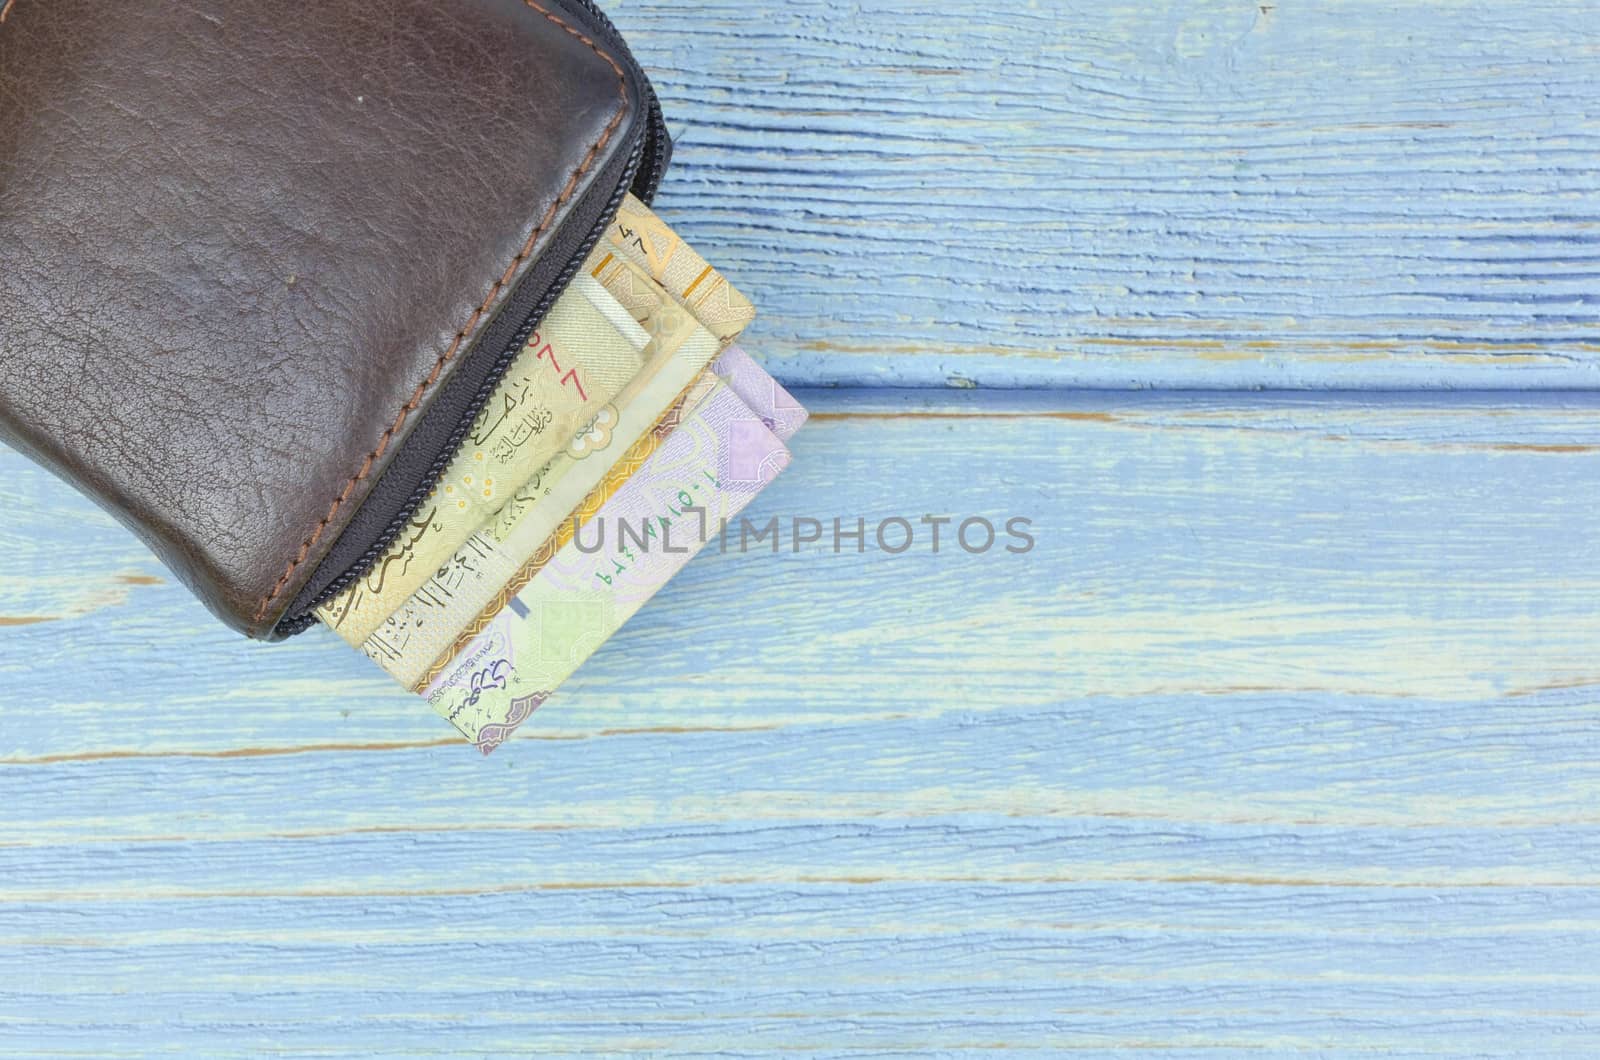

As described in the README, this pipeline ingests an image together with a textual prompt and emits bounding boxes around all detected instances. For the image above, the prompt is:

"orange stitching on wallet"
[250,0,630,629]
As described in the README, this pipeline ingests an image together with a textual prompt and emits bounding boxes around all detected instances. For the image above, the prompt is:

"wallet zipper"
[574,0,673,200]
[276,2,671,635]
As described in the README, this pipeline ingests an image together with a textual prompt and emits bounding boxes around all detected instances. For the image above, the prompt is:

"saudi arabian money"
[361,258,727,686]
[485,248,731,545]
[366,340,804,690]
[316,274,649,645]
[711,345,808,442]
[606,193,756,345]
[422,382,792,753]
[368,368,721,689]
[378,343,804,691]
[475,216,755,546]
[362,218,767,688]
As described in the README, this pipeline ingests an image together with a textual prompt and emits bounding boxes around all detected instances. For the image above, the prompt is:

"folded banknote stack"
[315,197,805,753]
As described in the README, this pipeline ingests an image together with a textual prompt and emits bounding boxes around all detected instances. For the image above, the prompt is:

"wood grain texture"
[8,0,1600,1050]
[608,0,1600,389]
[3,391,1600,1055]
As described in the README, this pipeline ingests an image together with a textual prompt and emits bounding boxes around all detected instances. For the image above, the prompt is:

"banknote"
[485,249,730,544]
[480,219,755,542]
[316,274,649,645]
[361,259,727,686]
[362,212,772,687]
[710,345,809,442]
[367,343,807,689]
[607,193,756,345]
[367,368,720,689]
[421,381,792,752]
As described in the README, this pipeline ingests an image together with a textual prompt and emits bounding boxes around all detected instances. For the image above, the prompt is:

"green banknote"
[377,343,804,692]
[421,380,792,752]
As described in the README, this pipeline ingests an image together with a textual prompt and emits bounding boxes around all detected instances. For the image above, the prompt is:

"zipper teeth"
[640,83,670,201]
[566,0,665,203]
[570,0,668,203]
[279,0,671,636]
[279,119,649,636]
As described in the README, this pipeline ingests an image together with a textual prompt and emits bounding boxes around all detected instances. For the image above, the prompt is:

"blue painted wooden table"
[4,1,1600,1054]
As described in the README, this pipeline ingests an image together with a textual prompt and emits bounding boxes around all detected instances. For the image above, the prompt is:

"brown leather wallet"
[0,0,669,638]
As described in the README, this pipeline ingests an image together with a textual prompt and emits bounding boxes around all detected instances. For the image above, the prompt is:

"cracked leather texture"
[0,0,634,637]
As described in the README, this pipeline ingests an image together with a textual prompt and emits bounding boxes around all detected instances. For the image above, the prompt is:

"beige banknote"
[346,204,760,679]
[363,272,725,686]
[317,274,649,645]
[606,193,756,345]
[359,207,757,686]
[370,369,720,689]
[484,248,731,544]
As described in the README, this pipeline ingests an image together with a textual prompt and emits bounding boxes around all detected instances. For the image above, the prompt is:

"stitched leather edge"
[249,0,630,632]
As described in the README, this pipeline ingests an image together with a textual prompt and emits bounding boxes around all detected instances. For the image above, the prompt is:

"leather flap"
[0,0,641,636]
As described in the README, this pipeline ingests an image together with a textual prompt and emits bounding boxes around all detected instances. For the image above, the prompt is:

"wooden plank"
[0,878,1596,1054]
[608,0,1600,389]
[6,389,1600,756]
[2,392,1599,1053]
